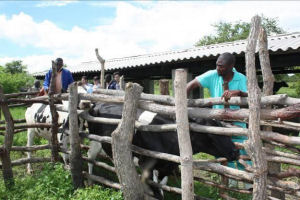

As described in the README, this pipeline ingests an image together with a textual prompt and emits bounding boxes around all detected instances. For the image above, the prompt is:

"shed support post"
[143,79,154,94]
[159,79,169,95]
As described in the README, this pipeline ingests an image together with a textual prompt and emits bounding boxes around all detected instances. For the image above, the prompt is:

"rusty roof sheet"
[33,32,300,76]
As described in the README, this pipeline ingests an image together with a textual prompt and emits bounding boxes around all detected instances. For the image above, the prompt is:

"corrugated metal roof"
[33,32,300,76]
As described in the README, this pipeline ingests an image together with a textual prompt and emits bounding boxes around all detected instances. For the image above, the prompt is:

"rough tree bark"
[174,69,194,200]
[68,82,84,189]
[0,85,14,188]
[245,15,268,200]
[95,48,105,89]
[259,27,284,199]
[48,61,59,162]
[111,83,146,200]
[159,79,170,95]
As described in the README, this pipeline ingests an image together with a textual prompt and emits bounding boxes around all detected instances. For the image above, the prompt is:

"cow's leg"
[87,141,103,185]
[58,133,69,168]
[27,128,35,174]
[153,170,168,198]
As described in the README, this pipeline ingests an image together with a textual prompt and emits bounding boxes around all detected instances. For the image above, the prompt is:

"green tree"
[195,16,284,46]
[0,61,34,93]
[4,60,27,74]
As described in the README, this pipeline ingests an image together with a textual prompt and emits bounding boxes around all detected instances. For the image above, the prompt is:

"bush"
[0,72,34,94]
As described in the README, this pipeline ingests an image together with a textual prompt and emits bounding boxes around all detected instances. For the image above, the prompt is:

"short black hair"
[113,72,120,76]
[81,76,88,80]
[105,74,112,82]
[93,76,99,80]
[55,58,63,63]
[218,53,235,66]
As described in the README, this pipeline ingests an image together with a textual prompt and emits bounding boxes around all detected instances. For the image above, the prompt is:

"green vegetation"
[195,16,284,46]
[0,60,34,94]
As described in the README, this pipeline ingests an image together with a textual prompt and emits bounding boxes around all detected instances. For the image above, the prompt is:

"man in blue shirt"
[108,72,121,90]
[187,52,250,171]
[43,58,74,94]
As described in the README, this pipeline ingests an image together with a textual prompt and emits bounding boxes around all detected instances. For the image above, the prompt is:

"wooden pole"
[48,61,59,162]
[0,85,14,188]
[95,48,105,89]
[120,75,125,90]
[111,82,146,200]
[174,69,194,200]
[245,15,267,200]
[68,82,84,189]
[259,27,284,199]
[159,79,170,95]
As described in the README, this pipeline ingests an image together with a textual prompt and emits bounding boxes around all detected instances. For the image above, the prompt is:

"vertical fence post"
[68,82,84,189]
[111,82,145,200]
[174,69,194,200]
[245,15,268,200]
[0,86,14,188]
[95,48,105,89]
[48,61,59,162]
[259,27,284,199]
[159,79,170,95]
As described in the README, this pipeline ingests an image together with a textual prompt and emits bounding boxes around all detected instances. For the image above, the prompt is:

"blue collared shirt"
[196,68,247,128]
[43,68,74,92]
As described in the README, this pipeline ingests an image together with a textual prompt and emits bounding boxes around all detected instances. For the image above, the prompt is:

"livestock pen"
[1,15,300,200]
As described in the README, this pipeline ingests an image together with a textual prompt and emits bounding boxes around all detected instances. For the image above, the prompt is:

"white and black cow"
[25,85,90,173]
[87,102,239,199]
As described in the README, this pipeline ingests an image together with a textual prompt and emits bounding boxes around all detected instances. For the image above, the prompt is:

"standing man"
[43,58,74,94]
[108,72,121,90]
[187,52,250,171]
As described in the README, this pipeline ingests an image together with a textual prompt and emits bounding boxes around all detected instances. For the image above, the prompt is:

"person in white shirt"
[92,76,101,91]
[81,76,93,93]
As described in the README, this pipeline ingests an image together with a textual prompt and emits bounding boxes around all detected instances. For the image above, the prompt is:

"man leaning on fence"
[41,58,74,95]
[186,52,252,188]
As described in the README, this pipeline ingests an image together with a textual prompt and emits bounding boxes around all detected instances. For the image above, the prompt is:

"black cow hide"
[88,103,239,179]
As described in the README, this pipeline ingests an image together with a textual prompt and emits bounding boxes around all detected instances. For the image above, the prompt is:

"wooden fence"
[1,15,300,200]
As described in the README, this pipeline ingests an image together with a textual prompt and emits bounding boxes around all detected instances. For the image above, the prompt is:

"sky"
[1,1,300,74]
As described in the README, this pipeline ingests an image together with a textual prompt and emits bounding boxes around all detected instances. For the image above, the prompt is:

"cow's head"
[191,118,239,161]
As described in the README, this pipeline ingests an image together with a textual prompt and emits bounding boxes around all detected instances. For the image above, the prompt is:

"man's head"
[93,76,99,84]
[216,53,235,76]
[55,58,64,71]
[81,76,88,85]
[105,74,112,83]
[113,72,120,83]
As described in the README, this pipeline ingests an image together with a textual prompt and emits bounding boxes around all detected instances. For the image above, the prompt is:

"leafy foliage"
[4,60,27,74]
[0,60,34,93]
[195,16,284,46]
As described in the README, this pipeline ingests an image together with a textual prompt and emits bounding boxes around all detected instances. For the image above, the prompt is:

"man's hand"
[221,90,240,101]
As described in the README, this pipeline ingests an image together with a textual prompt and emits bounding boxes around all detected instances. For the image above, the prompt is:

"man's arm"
[43,70,51,92]
[221,90,248,101]
[186,78,202,96]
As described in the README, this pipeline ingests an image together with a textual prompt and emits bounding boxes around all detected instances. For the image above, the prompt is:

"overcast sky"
[1,1,300,74]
